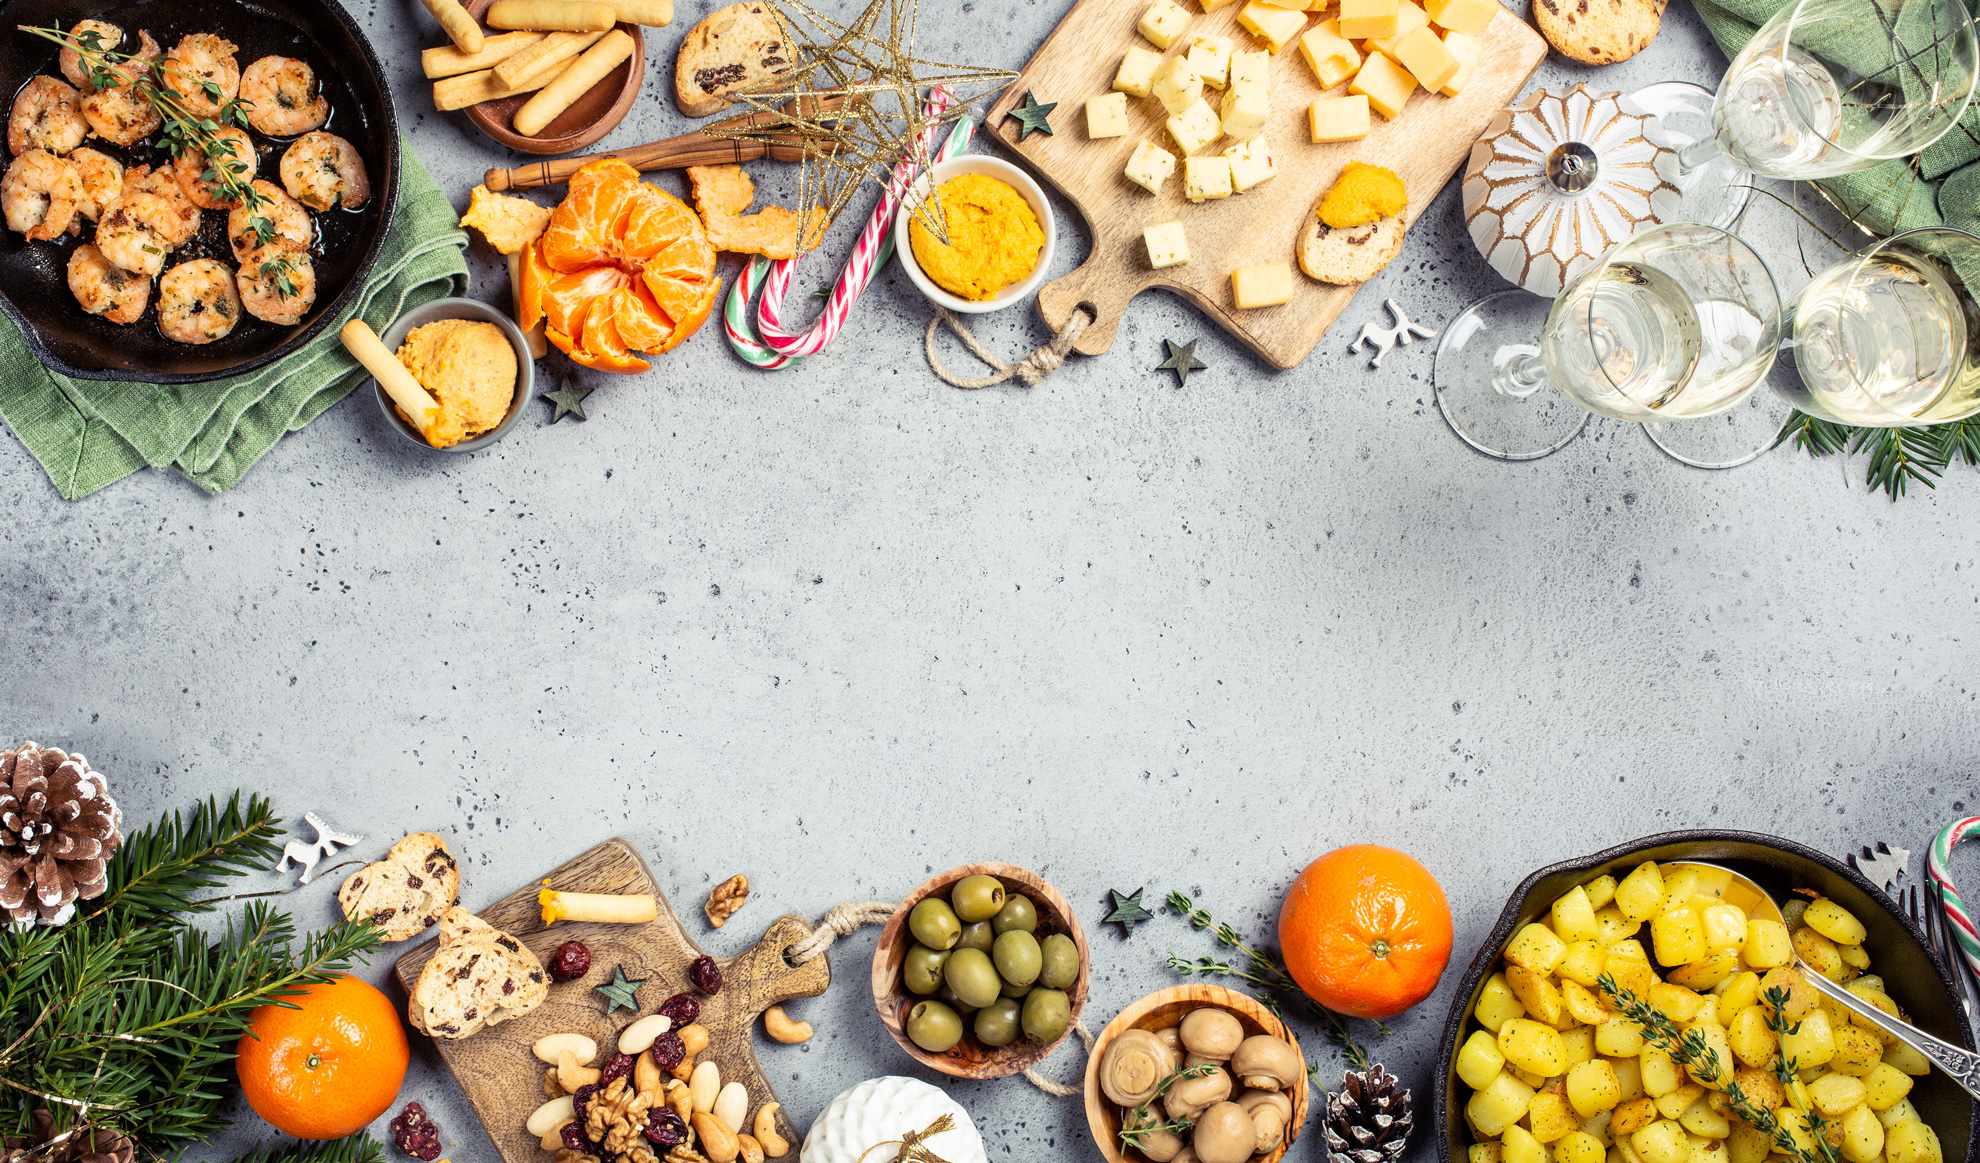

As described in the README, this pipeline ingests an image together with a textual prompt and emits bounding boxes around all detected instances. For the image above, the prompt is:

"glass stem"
[1677,136,1722,177]
[1493,349,1550,399]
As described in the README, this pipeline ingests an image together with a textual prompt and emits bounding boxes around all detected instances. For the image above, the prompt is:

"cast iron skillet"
[1435,830,1979,1163]
[0,0,398,382]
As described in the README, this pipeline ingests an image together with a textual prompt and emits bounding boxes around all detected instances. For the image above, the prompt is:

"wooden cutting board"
[984,0,1547,369]
[392,839,828,1163]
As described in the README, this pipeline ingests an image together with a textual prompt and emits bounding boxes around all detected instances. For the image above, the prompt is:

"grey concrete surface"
[5,0,1980,1159]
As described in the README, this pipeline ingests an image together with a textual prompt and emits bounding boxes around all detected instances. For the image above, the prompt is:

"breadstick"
[608,0,674,25]
[486,0,616,30]
[512,29,634,136]
[340,320,442,440]
[539,887,659,925]
[508,251,549,358]
[433,67,555,111]
[493,28,607,89]
[422,31,544,79]
[419,0,486,54]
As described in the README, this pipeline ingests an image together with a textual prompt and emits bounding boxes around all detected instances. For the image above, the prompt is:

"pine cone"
[2,1109,134,1163]
[0,744,122,927]
[1323,1063,1413,1163]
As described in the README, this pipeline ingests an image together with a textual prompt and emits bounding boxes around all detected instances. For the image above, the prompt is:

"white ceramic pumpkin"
[800,1076,987,1163]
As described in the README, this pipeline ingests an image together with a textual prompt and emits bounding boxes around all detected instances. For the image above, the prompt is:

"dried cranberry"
[549,940,593,982]
[649,1029,686,1072]
[571,1082,601,1122]
[688,955,722,995]
[600,1052,635,1086]
[644,1110,688,1147]
[657,992,699,1026]
[390,1102,443,1161]
[561,1124,588,1153]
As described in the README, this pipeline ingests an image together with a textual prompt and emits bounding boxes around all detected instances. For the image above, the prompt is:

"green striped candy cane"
[1928,816,1980,981]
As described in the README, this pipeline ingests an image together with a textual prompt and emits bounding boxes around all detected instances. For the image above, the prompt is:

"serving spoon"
[1665,862,1980,1101]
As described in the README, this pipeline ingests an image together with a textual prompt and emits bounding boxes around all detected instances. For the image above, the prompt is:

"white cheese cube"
[1223,137,1278,190]
[1137,0,1193,48]
[1232,262,1295,307]
[1229,48,1271,91]
[1188,34,1234,88]
[1152,55,1204,114]
[1237,0,1309,51]
[1439,29,1482,95]
[1308,93,1371,140]
[1086,92,1130,138]
[1144,221,1190,268]
[1114,46,1165,97]
[1183,155,1233,201]
[1124,140,1178,193]
[1166,98,1222,154]
[1220,85,1268,140]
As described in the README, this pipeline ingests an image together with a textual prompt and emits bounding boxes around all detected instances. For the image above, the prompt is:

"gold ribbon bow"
[855,1115,956,1163]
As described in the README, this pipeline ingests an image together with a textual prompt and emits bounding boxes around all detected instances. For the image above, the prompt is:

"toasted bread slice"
[673,2,793,117]
[1298,213,1406,285]
[408,906,548,1039]
[338,832,460,941]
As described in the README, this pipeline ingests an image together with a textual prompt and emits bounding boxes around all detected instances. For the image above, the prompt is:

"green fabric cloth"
[0,139,469,499]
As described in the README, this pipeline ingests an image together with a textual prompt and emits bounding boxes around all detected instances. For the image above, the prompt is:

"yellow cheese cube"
[1337,0,1398,39]
[1114,46,1165,97]
[1390,24,1457,89]
[1365,0,1427,58]
[1166,98,1222,153]
[1316,49,1360,86]
[1307,93,1370,140]
[1348,51,1415,118]
[1298,18,1361,86]
[1223,136,1277,189]
[1124,140,1177,193]
[1425,0,1498,32]
[1221,86,1268,139]
[1306,0,1330,9]
[1199,0,1240,9]
[1188,34,1235,87]
[1232,262,1294,307]
[1086,91,1131,137]
[1229,48,1271,90]
[1183,155,1233,200]
[1237,0,1309,51]
[1438,29,1480,95]
[1144,220,1189,268]
[1138,0,1193,48]
[1153,56,1204,114]
[1251,0,1308,7]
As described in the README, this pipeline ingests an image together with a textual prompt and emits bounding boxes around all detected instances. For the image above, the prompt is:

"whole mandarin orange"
[236,973,409,1139]
[1278,844,1453,1019]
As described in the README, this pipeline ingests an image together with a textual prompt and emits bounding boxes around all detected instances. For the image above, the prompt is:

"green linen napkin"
[0,138,469,500]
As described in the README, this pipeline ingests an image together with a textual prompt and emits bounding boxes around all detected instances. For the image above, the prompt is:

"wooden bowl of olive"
[870,861,1091,1080]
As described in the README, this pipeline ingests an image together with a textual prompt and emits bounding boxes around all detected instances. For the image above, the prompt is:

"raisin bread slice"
[673,1,793,117]
[338,832,460,941]
[408,907,549,1039]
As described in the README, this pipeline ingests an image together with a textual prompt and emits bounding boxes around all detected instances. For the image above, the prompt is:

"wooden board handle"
[1036,254,1146,358]
[719,914,832,1016]
[484,95,850,190]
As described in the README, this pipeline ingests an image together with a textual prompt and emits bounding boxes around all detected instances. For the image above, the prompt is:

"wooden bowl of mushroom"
[1083,984,1309,1163]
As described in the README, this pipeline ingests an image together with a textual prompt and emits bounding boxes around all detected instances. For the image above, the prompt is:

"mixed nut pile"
[1101,1006,1304,1163]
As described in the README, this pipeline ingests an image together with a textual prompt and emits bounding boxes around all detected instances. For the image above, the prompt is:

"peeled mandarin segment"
[614,283,674,351]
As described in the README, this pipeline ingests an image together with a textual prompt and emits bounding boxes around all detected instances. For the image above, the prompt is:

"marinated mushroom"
[1178,1008,1245,1061]
[1123,1104,1187,1163]
[1237,1090,1290,1154]
[1191,1102,1257,1163]
[1231,1034,1302,1092]
[1170,1149,1199,1163]
[1236,1088,1292,1122]
[1101,1029,1177,1107]
[1155,1027,1183,1058]
[1163,1063,1232,1121]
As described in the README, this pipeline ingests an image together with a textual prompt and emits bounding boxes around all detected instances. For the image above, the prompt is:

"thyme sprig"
[1118,1062,1216,1152]
[1597,975,1842,1163]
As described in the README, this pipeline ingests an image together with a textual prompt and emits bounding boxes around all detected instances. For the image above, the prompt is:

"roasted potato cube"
[1567,1059,1623,1117]
[1802,899,1867,945]
[1508,922,1570,975]
[1585,875,1619,912]
[1511,1064,1551,1089]
[1560,1130,1608,1163]
[1829,1023,1883,1076]
[1470,1143,1505,1163]
[1566,980,1613,1025]
[1886,1121,1943,1163]
[1759,967,1817,1020]
[1742,920,1792,969]
[1458,1029,1508,1089]
[1651,907,1709,967]
[1732,1067,1783,1110]
[1598,908,1644,944]
[1684,1022,1734,1089]
[1468,1071,1538,1136]
[1809,1072,1867,1116]
[1607,940,1660,996]
[1861,1062,1913,1110]
[1504,1124,1549,1163]
[1646,983,1705,1023]
[1776,1109,1820,1155]
[1561,941,1607,988]
[1565,1026,1598,1066]
[1726,1119,1772,1163]
[1531,1090,1581,1143]
[1597,1017,1647,1058]
[1630,1119,1691,1163]
[1846,983,1901,1042]
[1656,869,1701,916]
[1838,1105,1884,1163]
[1838,941,1870,969]
[1611,1055,1645,1100]
[1641,1047,1684,1097]
[1555,886,1602,943]
[1654,1083,1705,1120]
[1584,1111,1617,1146]
[1700,903,1748,951]
[1667,950,1740,993]
[1509,964,1568,1026]
[1679,1096,1730,1139]
[1478,972,1527,1032]
[1716,971,1761,1014]
[1782,1006,1836,1069]
[1791,926,1844,980]
[1616,863,1667,923]
[1611,1097,1658,1137]
[1883,1039,1930,1075]
[1726,1004,1778,1067]
[1877,1097,1921,1128]
[1500,1017,1570,1077]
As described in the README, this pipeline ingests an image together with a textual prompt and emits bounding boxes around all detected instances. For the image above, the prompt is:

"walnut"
[544,1068,566,1098]
[621,1145,660,1163]
[583,1076,656,1157]
[665,1146,712,1163]
[704,875,748,928]
[554,1151,599,1163]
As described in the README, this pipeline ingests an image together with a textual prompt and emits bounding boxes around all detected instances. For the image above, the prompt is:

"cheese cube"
[1153,56,1204,114]
[1251,0,1307,7]
[1144,221,1190,267]
[1114,46,1165,97]
[1337,0,1398,39]
[1365,0,1428,59]
[1188,34,1235,87]
[1086,91,1131,137]
[1391,23,1459,88]
[1124,140,1178,192]
[1229,48,1271,90]
[1232,262,1295,307]
[1166,98,1222,153]
[1230,77,1268,105]
[1426,0,1499,33]
[1305,0,1329,9]
[1223,137,1278,190]
[1348,51,1416,118]
[1221,86,1268,139]
[1297,19,1360,86]
[1183,155,1234,200]
[1308,92,1370,140]
[1198,0,1240,10]
[1237,1,1309,52]
[1439,29,1482,95]
[1138,0,1192,48]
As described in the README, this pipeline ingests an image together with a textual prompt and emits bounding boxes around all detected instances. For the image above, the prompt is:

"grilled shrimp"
[239,56,328,137]
[227,178,312,262]
[69,147,124,222]
[68,242,151,324]
[172,125,257,209]
[3,149,82,240]
[161,33,240,120]
[93,206,168,276]
[237,244,314,326]
[9,76,86,156]
[279,130,368,212]
[79,31,164,147]
[120,165,199,247]
[156,258,240,344]
[59,20,121,92]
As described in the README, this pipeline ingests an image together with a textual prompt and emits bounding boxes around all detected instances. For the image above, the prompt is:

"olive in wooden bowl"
[870,862,1089,1080]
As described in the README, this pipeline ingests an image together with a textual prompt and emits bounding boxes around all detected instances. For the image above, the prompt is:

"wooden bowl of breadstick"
[421,0,654,155]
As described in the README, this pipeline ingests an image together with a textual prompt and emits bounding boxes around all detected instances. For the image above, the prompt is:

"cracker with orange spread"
[458,185,553,254]
[685,164,823,260]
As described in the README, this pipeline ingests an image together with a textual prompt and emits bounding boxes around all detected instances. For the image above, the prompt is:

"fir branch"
[208,1136,385,1163]
[1774,408,1980,500]
[1118,1062,1215,1152]
[96,793,284,921]
[1774,411,1852,458]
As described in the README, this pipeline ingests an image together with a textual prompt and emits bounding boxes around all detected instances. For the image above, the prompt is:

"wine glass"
[1435,223,1784,460]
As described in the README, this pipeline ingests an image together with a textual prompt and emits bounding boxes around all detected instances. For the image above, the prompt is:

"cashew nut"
[557,1048,600,1090]
[753,1104,790,1158]
[736,1134,765,1163]
[532,1033,599,1065]
[634,1048,662,1098]
[673,1023,711,1081]
[618,1012,674,1055]
[539,1119,574,1151]
[689,1059,721,1114]
[712,1081,749,1137]
[691,1112,740,1163]
[762,1006,812,1044]
[664,1079,693,1123]
[526,1095,576,1137]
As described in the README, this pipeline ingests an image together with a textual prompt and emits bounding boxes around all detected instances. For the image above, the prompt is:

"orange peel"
[686,163,823,261]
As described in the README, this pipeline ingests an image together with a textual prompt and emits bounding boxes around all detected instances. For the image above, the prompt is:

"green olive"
[1021,987,1071,1044]
[943,946,1002,1009]
[973,997,1023,1047]
[950,874,1007,923]
[957,920,994,953]
[992,929,1042,988]
[902,944,951,995]
[906,999,963,1053]
[991,894,1038,934]
[1000,976,1033,999]
[937,983,978,1015]
[1038,933,1079,990]
[909,898,962,951]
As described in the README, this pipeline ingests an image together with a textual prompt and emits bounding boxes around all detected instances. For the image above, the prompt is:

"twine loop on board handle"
[784,899,1097,1097]
[925,306,1093,389]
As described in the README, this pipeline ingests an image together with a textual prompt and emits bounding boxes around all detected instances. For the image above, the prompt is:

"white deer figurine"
[274,812,364,885]
[1349,299,1437,368]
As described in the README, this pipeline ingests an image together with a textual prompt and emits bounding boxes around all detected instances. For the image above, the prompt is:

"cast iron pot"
[0,0,399,382]
[1435,830,1978,1163]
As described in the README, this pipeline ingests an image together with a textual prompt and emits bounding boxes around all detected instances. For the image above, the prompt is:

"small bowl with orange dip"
[894,156,1056,314]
